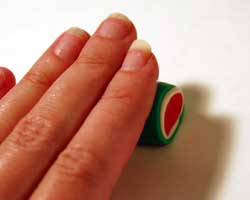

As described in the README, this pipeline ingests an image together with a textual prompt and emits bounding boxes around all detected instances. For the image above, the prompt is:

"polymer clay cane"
[138,82,185,145]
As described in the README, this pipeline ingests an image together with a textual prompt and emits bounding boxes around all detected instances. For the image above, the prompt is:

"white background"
[0,0,249,199]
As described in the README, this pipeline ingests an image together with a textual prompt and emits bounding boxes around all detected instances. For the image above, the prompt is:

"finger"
[31,40,159,200]
[0,28,89,142]
[0,67,16,99]
[0,13,136,199]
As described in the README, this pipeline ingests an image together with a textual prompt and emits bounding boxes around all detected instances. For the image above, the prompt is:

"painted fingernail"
[54,27,88,62]
[96,13,132,39]
[121,39,152,71]
[0,68,6,89]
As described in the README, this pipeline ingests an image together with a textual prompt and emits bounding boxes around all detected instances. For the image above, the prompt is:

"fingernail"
[121,39,152,71]
[96,13,132,39]
[0,68,6,89]
[54,27,88,62]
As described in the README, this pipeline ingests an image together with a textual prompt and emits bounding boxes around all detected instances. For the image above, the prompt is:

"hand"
[0,13,159,200]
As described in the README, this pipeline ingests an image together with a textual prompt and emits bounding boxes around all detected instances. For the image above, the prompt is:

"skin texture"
[0,13,159,200]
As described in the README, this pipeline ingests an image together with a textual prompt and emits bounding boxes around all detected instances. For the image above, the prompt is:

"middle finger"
[0,13,136,199]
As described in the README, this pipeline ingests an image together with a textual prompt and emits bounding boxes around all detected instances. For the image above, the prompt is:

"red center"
[164,93,183,137]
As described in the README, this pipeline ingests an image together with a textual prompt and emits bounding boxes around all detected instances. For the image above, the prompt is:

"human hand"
[0,13,158,200]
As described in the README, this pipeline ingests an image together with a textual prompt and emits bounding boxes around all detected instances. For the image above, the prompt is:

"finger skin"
[31,41,159,200]
[0,28,89,143]
[0,67,16,99]
[0,14,136,200]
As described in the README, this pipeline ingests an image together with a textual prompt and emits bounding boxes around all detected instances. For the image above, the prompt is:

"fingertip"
[108,12,138,38]
[129,39,151,52]
[146,53,159,80]
[95,12,137,44]
[121,39,159,80]
[53,27,90,64]
[66,27,90,41]
[0,67,16,96]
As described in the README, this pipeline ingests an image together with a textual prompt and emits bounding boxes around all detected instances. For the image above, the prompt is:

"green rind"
[138,82,185,145]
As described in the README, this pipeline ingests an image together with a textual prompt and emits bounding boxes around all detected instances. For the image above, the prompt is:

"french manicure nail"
[121,39,152,71]
[96,13,132,39]
[54,27,88,62]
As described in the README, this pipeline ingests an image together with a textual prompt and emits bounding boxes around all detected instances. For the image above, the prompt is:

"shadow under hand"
[111,83,235,200]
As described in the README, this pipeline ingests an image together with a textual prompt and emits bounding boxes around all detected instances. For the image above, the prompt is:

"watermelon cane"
[139,82,185,145]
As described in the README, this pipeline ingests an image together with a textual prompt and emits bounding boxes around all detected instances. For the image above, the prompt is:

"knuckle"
[55,146,106,185]
[101,87,135,105]
[76,53,110,69]
[9,115,54,150]
[23,69,52,88]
